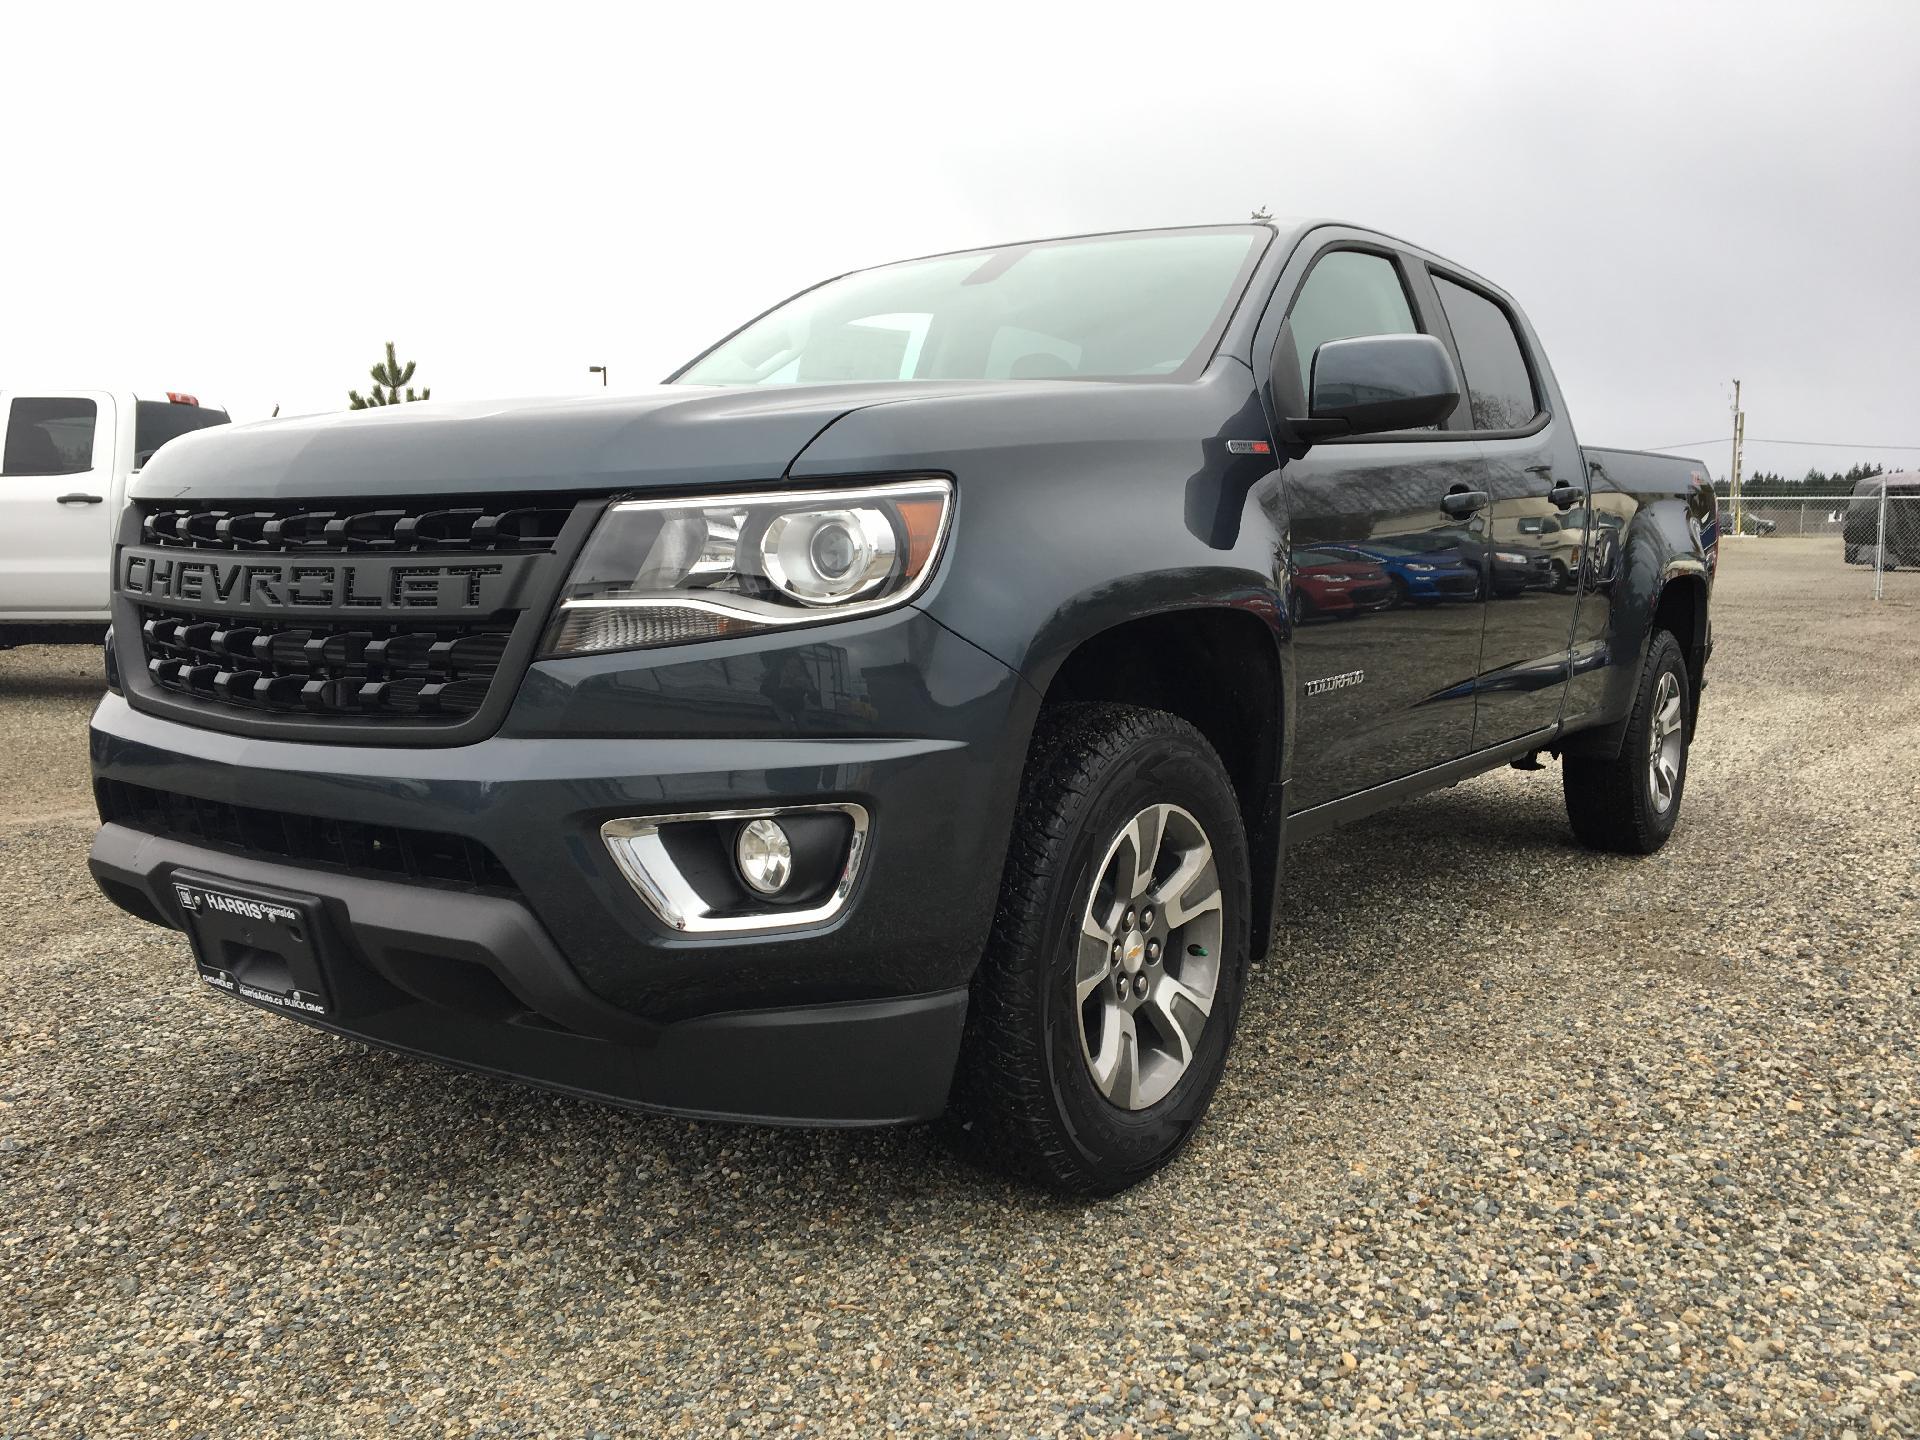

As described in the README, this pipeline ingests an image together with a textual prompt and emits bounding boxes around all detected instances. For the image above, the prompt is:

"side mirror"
[1299,333,1462,437]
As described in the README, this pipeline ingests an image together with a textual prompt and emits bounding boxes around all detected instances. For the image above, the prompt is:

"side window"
[1287,251,1419,385]
[3,397,98,476]
[1431,275,1539,432]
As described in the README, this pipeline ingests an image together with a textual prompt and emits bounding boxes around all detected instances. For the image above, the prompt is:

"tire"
[1550,559,1571,591]
[1562,629,1692,855]
[951,703,1252,1195]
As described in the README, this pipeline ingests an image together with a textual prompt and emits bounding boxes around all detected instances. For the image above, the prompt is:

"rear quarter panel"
[1562,446,1714,753]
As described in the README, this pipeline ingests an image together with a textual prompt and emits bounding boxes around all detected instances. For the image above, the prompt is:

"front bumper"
[1404,572,1478,601]
[89,823,966,1124]
[88,606,1033,1124]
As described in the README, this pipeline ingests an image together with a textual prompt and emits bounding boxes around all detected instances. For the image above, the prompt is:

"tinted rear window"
[135,400,229,468]
[1432,275,1539,432]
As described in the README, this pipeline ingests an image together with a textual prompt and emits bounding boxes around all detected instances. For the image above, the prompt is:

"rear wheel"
[952,704,1251,1195]
[1563,629,1692,854]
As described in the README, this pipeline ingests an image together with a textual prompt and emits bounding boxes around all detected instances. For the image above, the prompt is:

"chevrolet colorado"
[87,222,1714,1194]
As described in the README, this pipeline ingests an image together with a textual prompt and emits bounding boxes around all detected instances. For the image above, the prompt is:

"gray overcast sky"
[6,0,1917,481]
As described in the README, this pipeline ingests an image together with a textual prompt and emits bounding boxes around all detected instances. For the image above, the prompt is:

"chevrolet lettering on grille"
[119,548,528,616]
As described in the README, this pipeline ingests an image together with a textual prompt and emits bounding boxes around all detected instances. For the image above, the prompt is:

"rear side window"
[1432,275,1539,431]
[135,400,229,468]
[3,397,97,476]
[1287,251,1419,384]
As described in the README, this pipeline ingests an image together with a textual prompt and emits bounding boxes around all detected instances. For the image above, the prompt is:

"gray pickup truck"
[88,220,1715,1193]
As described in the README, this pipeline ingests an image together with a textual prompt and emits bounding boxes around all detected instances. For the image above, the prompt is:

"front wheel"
[1562,629,1692,854]
[951,704,1251,1195]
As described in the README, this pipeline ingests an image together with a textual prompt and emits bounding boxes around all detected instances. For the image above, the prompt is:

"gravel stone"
[2,539,1918,1437]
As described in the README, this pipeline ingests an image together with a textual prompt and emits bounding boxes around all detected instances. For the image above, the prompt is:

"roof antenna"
[1250,205,1272,222]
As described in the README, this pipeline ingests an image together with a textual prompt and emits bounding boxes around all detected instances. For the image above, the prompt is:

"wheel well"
[1041,609,1280,823]
[1040,608,1284,951]
[1654,575,1709,723]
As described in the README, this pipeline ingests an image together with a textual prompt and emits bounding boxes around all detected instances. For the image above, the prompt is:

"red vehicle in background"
[1289,545,1395,621]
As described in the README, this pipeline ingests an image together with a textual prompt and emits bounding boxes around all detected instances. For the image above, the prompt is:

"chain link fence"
[1717,489,1920,603]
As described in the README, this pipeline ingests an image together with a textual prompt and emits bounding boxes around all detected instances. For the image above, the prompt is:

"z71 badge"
[1305,670,1365,697]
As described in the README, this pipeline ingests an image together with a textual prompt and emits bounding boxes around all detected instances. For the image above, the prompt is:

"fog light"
[735,818,793,895]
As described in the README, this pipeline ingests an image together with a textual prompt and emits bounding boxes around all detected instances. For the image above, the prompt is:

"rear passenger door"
[1424,271,1585,746]
[1263,241,1490,812]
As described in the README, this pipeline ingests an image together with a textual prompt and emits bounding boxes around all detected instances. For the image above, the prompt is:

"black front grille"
[124,494,581,729]
[139,501,570,553]
[97,780,518,892]
[138,607,511,718]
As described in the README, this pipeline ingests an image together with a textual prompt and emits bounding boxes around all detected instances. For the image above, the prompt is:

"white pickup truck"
[0,389,228,647]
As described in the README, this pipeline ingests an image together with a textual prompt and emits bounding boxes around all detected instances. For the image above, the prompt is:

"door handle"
[56,492,105,505]
[1546,482,1581,510]
[1440,487,1488,518]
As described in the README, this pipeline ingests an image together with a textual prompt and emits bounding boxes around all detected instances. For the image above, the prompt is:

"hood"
[127,381,1052,503]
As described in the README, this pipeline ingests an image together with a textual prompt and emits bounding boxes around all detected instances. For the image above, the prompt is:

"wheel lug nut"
[1115,973,1129,996]
[1112,940,1122,960]
[1124,907,1136,930]
[1134,975,1148,998]
[1147,939,1160,962]
[1142,908,1154,928]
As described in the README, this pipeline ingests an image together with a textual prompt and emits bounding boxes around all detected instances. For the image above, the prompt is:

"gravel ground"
[3,539,1917,1438]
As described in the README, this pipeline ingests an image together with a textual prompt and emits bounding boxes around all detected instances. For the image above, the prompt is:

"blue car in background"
[1333,535,1482,605]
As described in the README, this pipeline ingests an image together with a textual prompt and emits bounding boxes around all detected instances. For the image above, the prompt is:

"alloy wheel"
[1647,670,1684,813]
[1074,803,1224,1110]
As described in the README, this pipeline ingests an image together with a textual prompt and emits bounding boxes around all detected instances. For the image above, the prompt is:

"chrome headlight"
[543,478,952,656]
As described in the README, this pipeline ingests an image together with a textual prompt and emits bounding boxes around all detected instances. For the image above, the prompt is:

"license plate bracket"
[171,872,332,1017]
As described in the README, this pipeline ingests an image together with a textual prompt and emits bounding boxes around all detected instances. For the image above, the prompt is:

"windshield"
[1294,548,1368,567]
[673,228,1265,387]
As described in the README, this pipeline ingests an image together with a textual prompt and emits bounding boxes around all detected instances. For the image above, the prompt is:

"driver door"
[1268,244,1492,811]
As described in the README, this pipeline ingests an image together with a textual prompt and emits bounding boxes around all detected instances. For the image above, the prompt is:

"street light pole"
[588,365,608,387]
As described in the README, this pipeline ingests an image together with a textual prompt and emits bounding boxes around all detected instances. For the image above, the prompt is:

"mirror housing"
[1296,333,1462,438]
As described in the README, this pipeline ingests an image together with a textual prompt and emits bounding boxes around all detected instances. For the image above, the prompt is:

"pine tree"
[348,342,431,408]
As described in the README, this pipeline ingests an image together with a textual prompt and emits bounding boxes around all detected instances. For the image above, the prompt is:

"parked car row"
[1288,524,1567,622]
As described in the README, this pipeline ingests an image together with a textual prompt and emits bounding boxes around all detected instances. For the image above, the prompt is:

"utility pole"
[1729,379,1745,537]
[589,365,608,387]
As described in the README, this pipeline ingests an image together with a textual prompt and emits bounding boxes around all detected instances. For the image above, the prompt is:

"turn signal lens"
[542,478,952,656]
